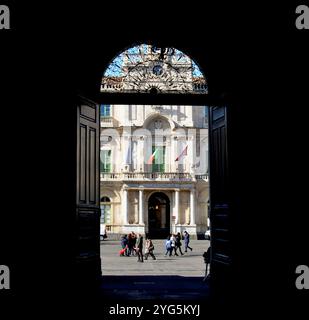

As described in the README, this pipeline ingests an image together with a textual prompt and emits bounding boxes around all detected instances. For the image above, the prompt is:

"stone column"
[139,189,144,224]
[123,188,128,224]
[174,189,179,224]
[190,189,196,225]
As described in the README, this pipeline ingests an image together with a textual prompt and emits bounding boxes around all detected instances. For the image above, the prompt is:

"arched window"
[101,44,207,94]
[100,196,111,224]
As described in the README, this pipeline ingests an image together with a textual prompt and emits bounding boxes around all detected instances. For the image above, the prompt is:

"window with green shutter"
[100,150,111,173]
[152,146,165,173]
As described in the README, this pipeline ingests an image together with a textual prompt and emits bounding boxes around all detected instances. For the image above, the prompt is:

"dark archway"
[148,192,170,239]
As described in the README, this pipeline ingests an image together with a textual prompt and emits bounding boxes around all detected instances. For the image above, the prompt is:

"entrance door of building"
[148,192,170,239]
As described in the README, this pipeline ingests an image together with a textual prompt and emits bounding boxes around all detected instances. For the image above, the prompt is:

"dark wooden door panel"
[76,96,101,279]
[209,106,232,284]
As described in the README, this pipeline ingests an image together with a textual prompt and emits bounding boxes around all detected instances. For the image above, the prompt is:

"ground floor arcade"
[100,181,209,239]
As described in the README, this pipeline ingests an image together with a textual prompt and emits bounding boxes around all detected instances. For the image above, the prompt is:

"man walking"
[183,231,193,252]
[135,234,144,262]
[175,232,184,255]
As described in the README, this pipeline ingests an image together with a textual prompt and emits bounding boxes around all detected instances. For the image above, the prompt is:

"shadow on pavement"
[99,275,210,300]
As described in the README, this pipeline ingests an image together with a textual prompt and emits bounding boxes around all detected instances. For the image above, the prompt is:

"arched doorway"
[75,40,231,301]
[148,192,170,239]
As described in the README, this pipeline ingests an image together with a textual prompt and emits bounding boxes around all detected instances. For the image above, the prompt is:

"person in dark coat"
[175,232,184,255]
[135,233,144,262]
[183,231,193,252]
[128,232,135,256]
[203,246,211,282]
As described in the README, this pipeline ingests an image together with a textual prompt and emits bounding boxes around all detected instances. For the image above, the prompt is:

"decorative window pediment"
[101,44,207,94]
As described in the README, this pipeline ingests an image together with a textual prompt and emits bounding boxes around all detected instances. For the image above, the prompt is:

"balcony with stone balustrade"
[100,172,208,183]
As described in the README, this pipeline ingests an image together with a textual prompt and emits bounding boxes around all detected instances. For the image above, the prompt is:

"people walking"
[144,237,156,260]
[175,232,184,255]
[183,230,193,252]
[135,233,144,262]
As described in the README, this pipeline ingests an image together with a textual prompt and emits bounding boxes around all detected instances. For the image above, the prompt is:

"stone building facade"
[100,44,209,239]
[100,104,209,239]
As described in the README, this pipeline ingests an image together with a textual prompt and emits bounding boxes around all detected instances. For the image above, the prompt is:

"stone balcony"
[100,172,208,182]
[100,116,118,127]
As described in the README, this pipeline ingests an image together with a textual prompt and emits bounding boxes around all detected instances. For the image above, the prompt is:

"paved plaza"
[99,239,211,300]
[101,239,210,276]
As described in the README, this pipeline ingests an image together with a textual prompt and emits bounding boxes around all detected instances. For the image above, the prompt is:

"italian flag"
[147,148,159,164]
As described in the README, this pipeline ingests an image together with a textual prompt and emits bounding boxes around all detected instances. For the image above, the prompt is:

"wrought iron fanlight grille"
[101,44,208,94]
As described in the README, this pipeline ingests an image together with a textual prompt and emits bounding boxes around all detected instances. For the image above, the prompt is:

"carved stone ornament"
[154,119,162,129]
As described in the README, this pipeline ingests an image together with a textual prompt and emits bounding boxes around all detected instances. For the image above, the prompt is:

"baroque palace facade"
[100,44,209,239]
[100,104,209,239]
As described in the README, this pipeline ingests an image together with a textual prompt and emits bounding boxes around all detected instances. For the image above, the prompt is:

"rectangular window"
[152,146,165,173]
[100,150,111,172]
[101,104,111,117]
